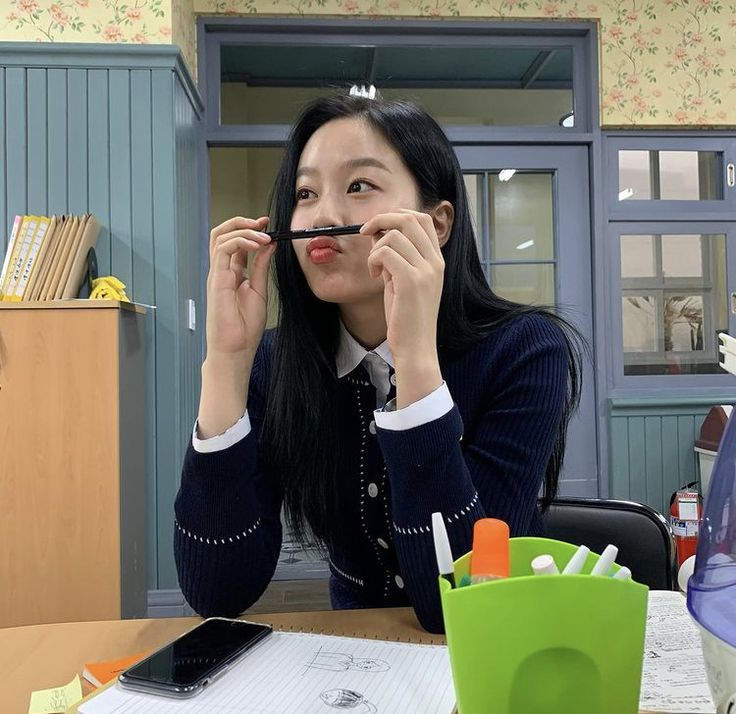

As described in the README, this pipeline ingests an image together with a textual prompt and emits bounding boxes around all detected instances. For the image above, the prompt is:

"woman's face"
[290,116,423,306]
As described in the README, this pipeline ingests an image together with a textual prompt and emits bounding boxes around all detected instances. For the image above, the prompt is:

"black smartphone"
[118,617,272,699]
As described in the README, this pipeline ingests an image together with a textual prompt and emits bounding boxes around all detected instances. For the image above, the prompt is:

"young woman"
[174,94,582,633]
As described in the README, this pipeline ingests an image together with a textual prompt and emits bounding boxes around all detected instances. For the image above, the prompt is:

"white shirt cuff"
[192,411,252,453]
[374,382,453,431]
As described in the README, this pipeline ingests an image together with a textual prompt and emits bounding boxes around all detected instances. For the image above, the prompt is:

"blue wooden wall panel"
[677,416,697,488]
[627,418,647,503]
[643,416,663,513]
[608,400,729,515]
[151,70,180,591]
[27,68,47,214]
[87,69,110,276]
[67,69,88,216]
[130,69,159,589]
[608,417,629,504]
[47,69,68,215]
[109,69,133,289]
[5,68,27,228]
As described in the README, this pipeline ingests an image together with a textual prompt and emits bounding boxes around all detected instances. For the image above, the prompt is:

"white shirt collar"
[336,321,394,379]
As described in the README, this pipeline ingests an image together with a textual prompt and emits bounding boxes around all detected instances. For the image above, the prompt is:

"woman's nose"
[309,193,348,229]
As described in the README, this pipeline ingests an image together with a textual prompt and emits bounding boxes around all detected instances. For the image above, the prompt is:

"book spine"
[0,215,23,300]
[15,216,50,300]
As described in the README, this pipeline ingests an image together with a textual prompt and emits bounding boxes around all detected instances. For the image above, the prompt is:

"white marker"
[431,512,455,588]
[562,545,590,574]
[531,554,559,575]
[591,544,619,576]
[612,566,632,581]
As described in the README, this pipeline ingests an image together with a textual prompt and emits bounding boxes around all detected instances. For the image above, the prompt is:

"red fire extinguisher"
[669,482,703,567]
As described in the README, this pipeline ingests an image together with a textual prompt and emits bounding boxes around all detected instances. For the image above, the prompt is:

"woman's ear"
[431,201,454,248]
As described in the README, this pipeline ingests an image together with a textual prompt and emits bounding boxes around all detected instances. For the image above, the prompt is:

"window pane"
[661,234,703,278]
[622,296,658,352]
[620,235,656,278]
[489,173,554,261]
[491,264,555,305]
[621,231,727,375]
[618,151,651,200]
[463,173,482,256]
[219,44,573,127]
[618,150,722,201]
[666,295,703,352]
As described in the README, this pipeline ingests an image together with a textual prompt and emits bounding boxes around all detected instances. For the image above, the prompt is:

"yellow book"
[62,214,100,299]
[0,214,22,297]
[3,215,38,302]
[24,216,58,301]
[14,215,51,300]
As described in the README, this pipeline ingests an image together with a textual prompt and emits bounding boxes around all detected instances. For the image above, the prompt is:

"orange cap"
[470,518,510,579]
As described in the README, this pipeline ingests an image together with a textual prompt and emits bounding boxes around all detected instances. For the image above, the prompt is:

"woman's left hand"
[361,209,445,406]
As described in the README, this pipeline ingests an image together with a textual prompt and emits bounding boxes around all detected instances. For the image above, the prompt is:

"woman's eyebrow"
[295,157,391,180]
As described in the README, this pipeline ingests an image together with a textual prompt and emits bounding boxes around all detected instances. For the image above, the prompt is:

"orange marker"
[470,518,510,583]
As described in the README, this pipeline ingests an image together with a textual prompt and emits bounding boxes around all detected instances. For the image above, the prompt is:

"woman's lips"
[306,236,340,265]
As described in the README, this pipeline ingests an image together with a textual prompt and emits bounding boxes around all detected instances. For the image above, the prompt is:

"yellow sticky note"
[28,674,83,714]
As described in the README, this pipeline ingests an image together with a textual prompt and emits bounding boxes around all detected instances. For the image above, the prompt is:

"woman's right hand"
[206,216,276,359]
[197,217,276,438]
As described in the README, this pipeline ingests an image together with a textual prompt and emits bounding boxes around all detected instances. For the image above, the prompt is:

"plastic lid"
[687,408,736,647]
[695,405,730,451]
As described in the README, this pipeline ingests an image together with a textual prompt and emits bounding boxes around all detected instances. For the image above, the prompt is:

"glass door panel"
[456,145,596,494]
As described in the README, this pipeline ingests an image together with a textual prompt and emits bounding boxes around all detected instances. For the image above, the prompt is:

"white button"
[368,483,378,498]
[377,538,389,549]
[390,373,397,386]
[368,420,376,435]
[395,575,404,589]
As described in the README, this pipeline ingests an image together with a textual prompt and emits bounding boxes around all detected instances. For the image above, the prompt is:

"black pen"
[266,224,364,242]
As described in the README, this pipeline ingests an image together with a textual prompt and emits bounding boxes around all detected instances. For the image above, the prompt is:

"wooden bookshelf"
[0,301,148,627]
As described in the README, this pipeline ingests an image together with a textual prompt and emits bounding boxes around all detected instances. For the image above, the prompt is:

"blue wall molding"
[0,42,203,120]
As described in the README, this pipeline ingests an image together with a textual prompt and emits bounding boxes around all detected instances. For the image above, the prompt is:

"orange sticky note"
[82,651,148,688]
[470,518,510,580]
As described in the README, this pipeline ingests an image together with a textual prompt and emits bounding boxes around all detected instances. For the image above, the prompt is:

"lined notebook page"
[79,632,455,714]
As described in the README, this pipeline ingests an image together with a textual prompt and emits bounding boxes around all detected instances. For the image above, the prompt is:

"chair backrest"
[540,498,677,590]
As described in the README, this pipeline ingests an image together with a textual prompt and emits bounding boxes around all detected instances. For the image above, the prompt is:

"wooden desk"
[0,607,439,714]
[0,607,674,714]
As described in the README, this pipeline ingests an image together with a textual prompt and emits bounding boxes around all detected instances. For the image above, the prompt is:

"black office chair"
[540,497,677,590]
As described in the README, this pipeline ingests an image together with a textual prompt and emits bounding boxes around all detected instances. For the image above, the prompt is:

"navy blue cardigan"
[174,313,568,633]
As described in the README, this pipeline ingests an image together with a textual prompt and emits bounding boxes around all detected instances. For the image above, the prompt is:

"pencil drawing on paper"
[306,647,390,673]
[320,688,378,713]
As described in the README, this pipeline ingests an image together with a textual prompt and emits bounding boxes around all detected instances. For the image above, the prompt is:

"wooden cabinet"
[0,301,148,628]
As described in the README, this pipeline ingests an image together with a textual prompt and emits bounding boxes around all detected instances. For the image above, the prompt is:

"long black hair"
[261,94,583,545]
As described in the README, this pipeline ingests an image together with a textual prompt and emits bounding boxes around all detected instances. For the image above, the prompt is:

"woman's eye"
[347,180,373,194]
[295,188,314,201]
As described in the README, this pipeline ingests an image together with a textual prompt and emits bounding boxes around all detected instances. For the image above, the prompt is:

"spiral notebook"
[78,631,455,714]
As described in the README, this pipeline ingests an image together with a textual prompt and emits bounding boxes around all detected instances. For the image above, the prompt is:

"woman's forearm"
[197,350,254,438]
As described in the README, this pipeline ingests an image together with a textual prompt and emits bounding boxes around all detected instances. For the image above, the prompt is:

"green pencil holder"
[439,537,648,714]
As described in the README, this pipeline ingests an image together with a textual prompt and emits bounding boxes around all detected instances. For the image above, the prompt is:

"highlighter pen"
[266,224,363,242]
[469,518,510,584]
[612,566,632,581]
[561,544,590,575]
[431,512,455,589]
[590,544,619,577]
[531,553,559,576]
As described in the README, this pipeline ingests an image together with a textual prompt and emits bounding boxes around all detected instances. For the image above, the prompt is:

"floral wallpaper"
[1,0,735,126]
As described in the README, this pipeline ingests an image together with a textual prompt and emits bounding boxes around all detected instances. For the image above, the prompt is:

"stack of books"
[0,214,100,302]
